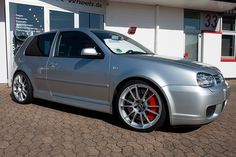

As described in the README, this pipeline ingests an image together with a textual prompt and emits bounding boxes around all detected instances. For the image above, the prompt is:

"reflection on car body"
[12,29,230,132]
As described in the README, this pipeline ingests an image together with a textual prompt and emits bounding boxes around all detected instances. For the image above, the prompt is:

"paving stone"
[0,80,235,156]
[0,141,9,149]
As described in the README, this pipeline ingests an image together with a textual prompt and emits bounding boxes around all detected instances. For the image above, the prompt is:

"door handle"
[48,62,58,68]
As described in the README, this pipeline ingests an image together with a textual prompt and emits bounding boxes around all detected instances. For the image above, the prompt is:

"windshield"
[92,31,154,55]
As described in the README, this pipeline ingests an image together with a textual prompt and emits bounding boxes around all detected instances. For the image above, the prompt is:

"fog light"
[206,105,216,117]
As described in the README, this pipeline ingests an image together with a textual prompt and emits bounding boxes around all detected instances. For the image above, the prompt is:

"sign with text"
[53,0,106,13]
[201,13,220,32]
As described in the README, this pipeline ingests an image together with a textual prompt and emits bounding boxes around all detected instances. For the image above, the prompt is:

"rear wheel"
[12,72,33,104]
[115,80,166,132]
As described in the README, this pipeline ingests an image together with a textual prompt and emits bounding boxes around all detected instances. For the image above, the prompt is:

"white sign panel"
[201,13,220,32]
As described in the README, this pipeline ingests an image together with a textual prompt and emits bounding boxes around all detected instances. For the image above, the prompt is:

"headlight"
[197,73,216,88]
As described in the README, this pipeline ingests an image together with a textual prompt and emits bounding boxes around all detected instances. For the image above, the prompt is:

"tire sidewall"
[115,80,166,132]
[12,72,33,104]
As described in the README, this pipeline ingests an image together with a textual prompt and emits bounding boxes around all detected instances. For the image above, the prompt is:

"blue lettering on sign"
[57,0,103,8]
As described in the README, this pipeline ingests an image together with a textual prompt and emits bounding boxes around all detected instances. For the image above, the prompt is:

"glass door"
[185,33,202,61]
[184,10,202,61]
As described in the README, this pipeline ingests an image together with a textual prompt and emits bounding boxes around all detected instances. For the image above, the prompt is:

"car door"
[46,31,110,106]
[23,32,56,94]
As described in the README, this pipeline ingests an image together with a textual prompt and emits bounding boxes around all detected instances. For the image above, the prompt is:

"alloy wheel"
[13,73,29,102]
[118,84,162,130]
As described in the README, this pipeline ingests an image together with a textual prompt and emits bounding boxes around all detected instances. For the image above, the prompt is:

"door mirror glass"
[81,48,103,59]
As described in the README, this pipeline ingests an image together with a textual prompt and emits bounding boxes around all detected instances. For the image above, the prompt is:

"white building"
[0,0,236,85]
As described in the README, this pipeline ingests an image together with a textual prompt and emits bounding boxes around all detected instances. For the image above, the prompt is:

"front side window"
[93,31,153,55]
[25,33,56,56]
[55,31,101,58]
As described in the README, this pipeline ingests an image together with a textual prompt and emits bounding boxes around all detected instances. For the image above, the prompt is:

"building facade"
[0,0,236,84]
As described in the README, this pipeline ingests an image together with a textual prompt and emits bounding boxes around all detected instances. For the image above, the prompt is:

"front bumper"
[162,81,230,126]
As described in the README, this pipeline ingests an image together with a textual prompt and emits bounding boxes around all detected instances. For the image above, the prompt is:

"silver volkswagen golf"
[12,29,230,132]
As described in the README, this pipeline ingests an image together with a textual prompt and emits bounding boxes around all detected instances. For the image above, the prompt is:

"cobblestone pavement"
[0,80,235,157]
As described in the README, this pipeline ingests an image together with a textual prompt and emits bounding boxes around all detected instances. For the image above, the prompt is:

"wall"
[202,32,236,78]
[157,6,184,58]
[0,0,8,83]
[105,2,156,52]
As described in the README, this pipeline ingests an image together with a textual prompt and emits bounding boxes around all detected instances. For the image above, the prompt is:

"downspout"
[154,5,159,53]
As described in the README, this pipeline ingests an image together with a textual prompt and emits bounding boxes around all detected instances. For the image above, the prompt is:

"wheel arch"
[112,76,171,125]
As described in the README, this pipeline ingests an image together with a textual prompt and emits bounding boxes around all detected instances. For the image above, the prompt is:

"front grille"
[213,74,224,84]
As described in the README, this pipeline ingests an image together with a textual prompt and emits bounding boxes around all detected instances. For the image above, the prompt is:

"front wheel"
[115,80,166,132]
[12,72,33,104]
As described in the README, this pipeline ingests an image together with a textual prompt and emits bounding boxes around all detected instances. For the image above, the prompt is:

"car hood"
[126,54,220,72]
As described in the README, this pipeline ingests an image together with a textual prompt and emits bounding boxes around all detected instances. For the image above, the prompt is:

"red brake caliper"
[147,96,158,120]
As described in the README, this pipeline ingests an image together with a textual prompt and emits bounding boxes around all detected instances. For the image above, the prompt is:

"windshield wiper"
[125,50,153,55]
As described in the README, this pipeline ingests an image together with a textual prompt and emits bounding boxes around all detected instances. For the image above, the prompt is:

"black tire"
[115,80,166,132]
[12,72,33,104]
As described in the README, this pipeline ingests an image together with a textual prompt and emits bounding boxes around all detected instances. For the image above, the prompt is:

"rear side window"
[55,31,101,58]
[25,33,56,56]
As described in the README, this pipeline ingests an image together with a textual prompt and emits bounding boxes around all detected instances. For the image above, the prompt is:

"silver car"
[12,29,230,132]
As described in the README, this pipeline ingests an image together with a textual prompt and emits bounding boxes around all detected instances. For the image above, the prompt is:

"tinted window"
[222,16,235,31]
[90,14,104,29]
[79,12,90,28]
[79,12,104,29]
[55,31,101,58]
[184,10,200,30]
[222,35,235,57]
[25,33,56,56]
[50,10,74,30]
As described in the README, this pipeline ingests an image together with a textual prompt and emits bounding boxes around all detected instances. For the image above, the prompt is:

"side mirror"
[81,48,104,59]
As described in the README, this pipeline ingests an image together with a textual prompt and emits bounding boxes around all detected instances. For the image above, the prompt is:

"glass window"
[55,31,101,58]
[185,34,198,61]
[79,12,90,28]
[90,14,104,29]
[79,12,104,29]
[50,10,74,30]
[222,16,235,31]
[25,33,56,56]
[221,35,235,57]
[93,31,153,54]
[184,10,200,30]
[9,3,44,55]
